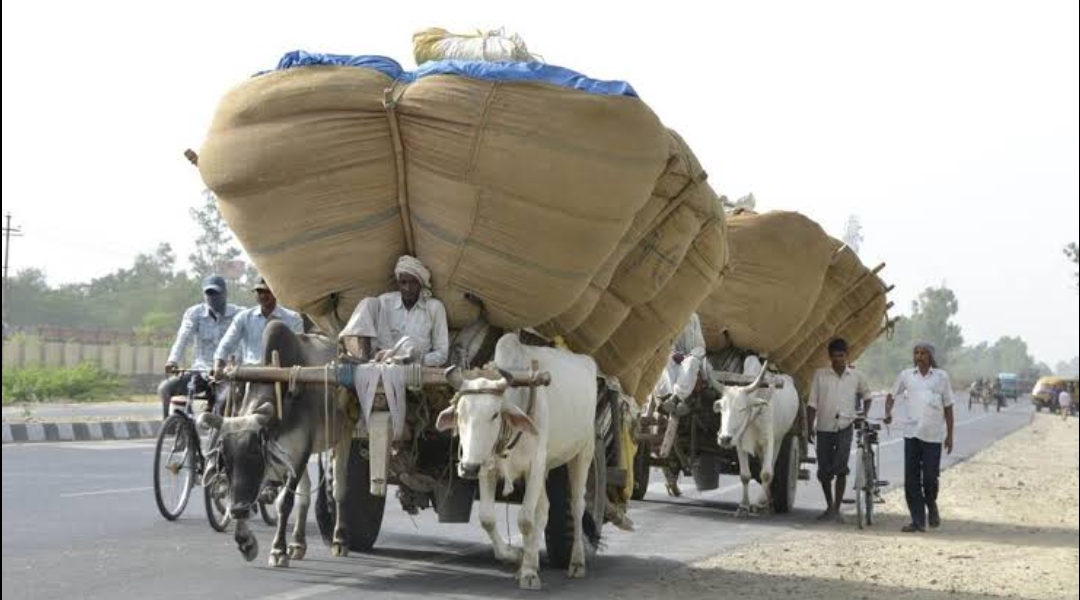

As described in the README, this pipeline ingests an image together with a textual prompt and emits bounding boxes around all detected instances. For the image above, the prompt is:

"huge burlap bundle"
[698,211,888,394]
[198,63,727,399]
[698,211,837,355]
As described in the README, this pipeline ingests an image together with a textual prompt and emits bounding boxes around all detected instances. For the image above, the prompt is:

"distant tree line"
[855,284,1075,388]
[4,192,259,338]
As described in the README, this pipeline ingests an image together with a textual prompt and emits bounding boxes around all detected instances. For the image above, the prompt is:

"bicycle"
[838,411,889,529]
[153,370,278,531]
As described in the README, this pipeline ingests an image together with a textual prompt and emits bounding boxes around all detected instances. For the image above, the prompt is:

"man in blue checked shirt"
[213,277,304,373]
[160,275,242,418]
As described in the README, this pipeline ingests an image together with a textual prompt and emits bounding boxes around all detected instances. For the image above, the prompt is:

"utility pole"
[2,212,23,322]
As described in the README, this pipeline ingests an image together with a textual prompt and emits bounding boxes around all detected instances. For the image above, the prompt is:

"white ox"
[713,357,799,515]
[436,333,597,590]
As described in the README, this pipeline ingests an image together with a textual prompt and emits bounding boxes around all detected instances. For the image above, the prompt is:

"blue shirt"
[167,303,242,370]
[214,304,303,365]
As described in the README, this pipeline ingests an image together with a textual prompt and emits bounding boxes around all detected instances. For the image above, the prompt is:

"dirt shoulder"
[619,414,1079,600]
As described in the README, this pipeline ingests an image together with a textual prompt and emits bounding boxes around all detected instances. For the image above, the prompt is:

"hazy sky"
[3,1,1077,366]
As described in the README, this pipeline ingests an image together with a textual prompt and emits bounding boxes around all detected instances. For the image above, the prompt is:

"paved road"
[2,396,1033,600]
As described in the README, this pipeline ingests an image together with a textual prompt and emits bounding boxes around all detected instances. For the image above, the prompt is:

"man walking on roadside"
[1059,387,1074,420]
[807,337,871,523]
[886,341,955,532]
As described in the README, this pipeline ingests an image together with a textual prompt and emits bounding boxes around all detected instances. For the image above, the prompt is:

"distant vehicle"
[1031,376,1079,412]
[996,373,1020,401]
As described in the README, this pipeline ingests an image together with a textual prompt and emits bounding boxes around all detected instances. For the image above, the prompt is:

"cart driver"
[339,255,450,367]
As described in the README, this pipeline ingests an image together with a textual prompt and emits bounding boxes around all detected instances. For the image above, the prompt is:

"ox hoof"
[268,551,290,568]
[735,506,751,518]
[568,562,587,579]
[238,537,259,562]
[288,544,307,561]
[330,542,349,558]
[516,570,542,590]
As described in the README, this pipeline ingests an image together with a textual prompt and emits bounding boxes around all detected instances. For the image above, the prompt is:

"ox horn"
[746,360,770,392]
[445,365,465,390]
[497,368,516,387]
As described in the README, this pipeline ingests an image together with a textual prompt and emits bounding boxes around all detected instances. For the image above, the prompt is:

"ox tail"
[583,510,602,549]
[314,456,334,546]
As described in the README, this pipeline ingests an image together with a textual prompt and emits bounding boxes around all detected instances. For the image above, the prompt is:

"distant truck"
[996,373,1020,401]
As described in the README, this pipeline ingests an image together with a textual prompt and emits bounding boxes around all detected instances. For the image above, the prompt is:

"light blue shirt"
[167,303,242,370]
[214,304,304,365]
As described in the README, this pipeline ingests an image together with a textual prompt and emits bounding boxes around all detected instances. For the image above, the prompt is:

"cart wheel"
[630,443,651,501]
[317,441,386,552]
[770,435,800,513]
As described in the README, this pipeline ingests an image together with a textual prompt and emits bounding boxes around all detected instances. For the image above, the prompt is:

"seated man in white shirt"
[213,277,305,372]
[885,341,955,533]
[656,313,709,403]
[339,255,450,367]
[652,313,710,497]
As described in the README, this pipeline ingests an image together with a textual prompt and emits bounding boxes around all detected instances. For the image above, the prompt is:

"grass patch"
[2,363,125,404]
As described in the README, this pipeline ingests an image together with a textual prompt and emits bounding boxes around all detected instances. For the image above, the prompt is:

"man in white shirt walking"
[807,337,871,523]
[886,341,955,532]
[1059,388,1074,420]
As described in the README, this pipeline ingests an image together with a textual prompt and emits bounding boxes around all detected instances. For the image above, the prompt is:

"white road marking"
[59,486,153,498]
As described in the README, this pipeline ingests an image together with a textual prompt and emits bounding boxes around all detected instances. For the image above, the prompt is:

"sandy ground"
[619,414,1079,600]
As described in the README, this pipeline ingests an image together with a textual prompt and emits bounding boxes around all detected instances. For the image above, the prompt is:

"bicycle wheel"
[863,453,875,526]
[855,486,864,530]
[154,414,196,521]
[204,477,232,532]
[203,426,231,532]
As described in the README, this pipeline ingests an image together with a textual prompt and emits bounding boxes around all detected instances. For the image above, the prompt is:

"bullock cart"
[221,352,629,569]
[633,362,810,512]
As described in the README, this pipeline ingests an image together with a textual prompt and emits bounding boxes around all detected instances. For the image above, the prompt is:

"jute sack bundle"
[199,63,726,385]
[771,243,858,365]
[787,270,889,392]
[698,211,835,356]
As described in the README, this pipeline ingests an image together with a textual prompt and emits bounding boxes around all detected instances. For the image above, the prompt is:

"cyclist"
[160,275,241,418]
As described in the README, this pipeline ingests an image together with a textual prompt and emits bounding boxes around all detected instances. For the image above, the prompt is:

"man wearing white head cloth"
[339,255,450,366]
[885,340,955,533]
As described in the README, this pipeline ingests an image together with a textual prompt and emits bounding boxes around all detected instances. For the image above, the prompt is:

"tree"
[1067,242,1078,288]
[855,285,964,386]
[842,215,864,255]
[908,285,964,361]
[188,190,242,284]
